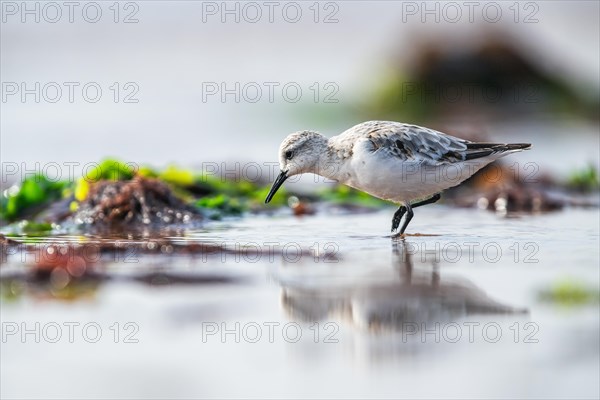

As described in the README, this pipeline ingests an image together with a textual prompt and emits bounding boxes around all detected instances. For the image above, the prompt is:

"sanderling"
[265,120,531,236]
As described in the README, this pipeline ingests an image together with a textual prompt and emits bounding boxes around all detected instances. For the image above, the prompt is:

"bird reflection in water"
[280,240,527,333]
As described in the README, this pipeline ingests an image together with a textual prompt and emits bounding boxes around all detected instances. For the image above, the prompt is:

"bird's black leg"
[398,203,413,235]
[411,193,441,208]
[391,206,406,232]
[391,193,441,236]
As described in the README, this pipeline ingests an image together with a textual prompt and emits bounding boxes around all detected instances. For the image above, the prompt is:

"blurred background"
[2,1,599,179]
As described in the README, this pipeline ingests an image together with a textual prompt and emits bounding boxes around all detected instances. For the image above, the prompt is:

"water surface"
[1,206,599,398]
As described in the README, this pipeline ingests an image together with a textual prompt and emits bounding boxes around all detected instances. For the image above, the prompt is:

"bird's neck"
[313,140,349,182]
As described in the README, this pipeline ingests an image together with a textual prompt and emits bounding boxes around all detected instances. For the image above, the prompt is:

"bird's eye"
[285,150,294,160]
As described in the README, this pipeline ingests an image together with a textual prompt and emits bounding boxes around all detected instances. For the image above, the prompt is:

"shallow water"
[1,206,599,399]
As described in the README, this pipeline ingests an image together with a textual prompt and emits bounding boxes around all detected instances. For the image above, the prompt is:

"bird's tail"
[464,142,531,160]
[501,143,532,151]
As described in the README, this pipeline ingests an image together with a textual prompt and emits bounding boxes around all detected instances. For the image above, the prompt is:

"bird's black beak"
[265,170,288,204]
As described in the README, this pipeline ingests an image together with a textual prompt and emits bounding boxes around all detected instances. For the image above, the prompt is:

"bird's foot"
[391,232,406,239]
[391,206,406,232]
[390,232,442,239]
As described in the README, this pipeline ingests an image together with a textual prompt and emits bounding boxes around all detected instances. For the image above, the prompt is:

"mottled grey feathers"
[342,121,530,164]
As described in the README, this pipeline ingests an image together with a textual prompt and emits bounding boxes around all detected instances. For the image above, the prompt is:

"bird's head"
[265,130,328,204]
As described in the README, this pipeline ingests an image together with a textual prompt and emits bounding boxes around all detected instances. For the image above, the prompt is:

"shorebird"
[265,121,531,236]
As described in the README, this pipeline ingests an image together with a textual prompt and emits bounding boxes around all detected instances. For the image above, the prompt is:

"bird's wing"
[339,121,530,165]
